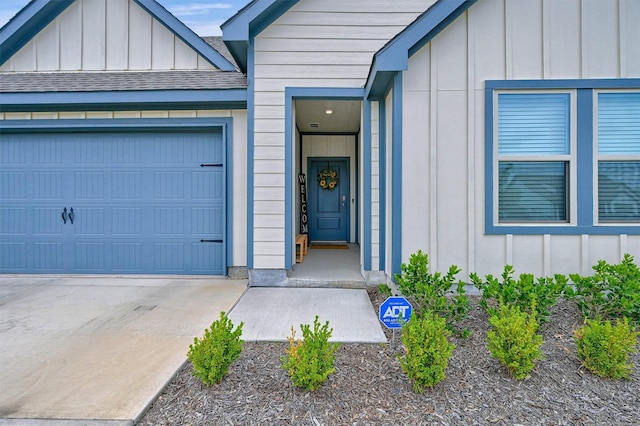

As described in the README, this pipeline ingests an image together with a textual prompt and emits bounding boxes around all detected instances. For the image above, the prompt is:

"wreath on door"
[317,167,339,190]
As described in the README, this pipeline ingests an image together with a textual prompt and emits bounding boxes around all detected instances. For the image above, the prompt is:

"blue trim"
[0,117,235,271]
[0,0,74,66]
[246,44,255,269]
[486,79,640,90]
[576,89,594,227]
[285,89,294,269]
[485,79,640,235]
[378,101,387,271]
[221,0,299,73]
[366,0,477,98]
[391,73,403,278]
[284,87,366,270]
[0,90,247,112]
[363,100,372,271]
[133,0,236,71]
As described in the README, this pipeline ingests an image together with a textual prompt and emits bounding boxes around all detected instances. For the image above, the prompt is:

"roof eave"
[0,0,74,66]
[365,0,478,99]
[221,0,298,73]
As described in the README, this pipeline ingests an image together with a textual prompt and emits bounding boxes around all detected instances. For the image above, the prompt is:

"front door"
[308,158,349,242]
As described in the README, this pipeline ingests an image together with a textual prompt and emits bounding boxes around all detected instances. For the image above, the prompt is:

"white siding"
[1,0,216,72]
[252,0,438,269]
[400,0,640,277]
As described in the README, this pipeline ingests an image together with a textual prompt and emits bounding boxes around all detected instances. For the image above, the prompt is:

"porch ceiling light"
[325,109,333,114]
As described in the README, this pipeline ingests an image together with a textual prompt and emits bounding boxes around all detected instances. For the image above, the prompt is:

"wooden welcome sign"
[298,174,309,234]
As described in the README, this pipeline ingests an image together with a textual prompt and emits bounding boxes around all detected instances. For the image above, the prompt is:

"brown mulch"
[137,288,640,425]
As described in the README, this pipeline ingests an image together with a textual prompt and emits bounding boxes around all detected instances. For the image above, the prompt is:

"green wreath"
[317,167,339,190]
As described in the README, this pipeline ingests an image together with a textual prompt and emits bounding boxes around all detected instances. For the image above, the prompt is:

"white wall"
[251,0,438,269]
[0,0,216,72]
[400,0,640,278]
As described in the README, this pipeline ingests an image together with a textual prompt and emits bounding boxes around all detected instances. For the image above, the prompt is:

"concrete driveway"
[0,275,247,425]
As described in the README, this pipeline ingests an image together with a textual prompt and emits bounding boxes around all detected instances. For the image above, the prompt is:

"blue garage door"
[0,130,225,274]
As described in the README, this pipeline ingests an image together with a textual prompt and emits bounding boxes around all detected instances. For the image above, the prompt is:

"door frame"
[307,156,350,243]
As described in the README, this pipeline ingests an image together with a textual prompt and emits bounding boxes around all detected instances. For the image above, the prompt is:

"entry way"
[0,130,225,274]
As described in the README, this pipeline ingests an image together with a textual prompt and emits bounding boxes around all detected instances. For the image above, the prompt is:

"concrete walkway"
[228,287,387,343]
[0,276,247,425]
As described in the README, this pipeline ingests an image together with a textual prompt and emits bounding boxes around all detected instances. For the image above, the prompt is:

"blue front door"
[308,158,349,242]
[0,131,225,274]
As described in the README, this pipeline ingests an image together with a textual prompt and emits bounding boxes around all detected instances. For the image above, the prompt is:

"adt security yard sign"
[379,297,413,329]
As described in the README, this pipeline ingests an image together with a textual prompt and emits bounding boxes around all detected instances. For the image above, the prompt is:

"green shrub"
[569,254,640,324]
[398,311,455,392]
[574,317,639,379]
[470,265,569,324]
[282,316,340,391]
[187,311,243,385]
[378,283,392,297]
[395,250,469,336]
[486,302,543,380]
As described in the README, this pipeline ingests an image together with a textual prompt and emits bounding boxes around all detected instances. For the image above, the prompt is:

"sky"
[0,0,249,36]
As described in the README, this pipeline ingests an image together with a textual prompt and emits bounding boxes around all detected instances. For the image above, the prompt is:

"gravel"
[138,288,640,425]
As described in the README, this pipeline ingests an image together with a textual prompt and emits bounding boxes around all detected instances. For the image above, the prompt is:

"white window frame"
[593,89,640,226]
[493,89,578,227]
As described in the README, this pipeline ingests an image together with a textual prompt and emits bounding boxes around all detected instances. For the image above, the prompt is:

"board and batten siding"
[252,0,438,269]
[0,0,215,72]
[400,0,640,279]
[0,110,248,268]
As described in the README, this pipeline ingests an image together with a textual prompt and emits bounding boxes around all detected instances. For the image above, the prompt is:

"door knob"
[69,208,74,224]
[62,207,68,224]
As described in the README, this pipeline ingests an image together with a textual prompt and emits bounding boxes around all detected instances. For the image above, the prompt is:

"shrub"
[486,302,543,380]
[187,311,243,385]
[470,265,569,324]
[378,283,392,297]
[574,317,639,379]
[282,316,340,391]
[569,253,640,324]
[398,311,455,392]
[395,250,469,336]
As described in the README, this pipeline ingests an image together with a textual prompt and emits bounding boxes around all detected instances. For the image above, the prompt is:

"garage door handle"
[62,207,68,224]
[69,208,74,224]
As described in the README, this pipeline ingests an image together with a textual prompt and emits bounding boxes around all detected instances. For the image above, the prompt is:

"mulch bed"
[138,288,640,425]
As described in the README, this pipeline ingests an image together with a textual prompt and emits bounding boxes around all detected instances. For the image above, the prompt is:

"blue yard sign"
[379,297,413,329]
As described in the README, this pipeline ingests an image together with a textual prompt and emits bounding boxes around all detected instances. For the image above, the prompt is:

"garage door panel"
[33,242,64,270]
[0,243,27,270]
[192,171,223,200]
[112,208,142,235]
[74,208,105,235]
[32,208,64,235]
[191,207,223,237]
[112,172,142,199]
[192,242,223,274]
[154,243,185,272]
[33,172,63,200]
[112,243,143,272]
[0,130,225,275]
[75,172,106,200]
[0,172,27,199]
[75,243,106,271]
[0,208,26,234]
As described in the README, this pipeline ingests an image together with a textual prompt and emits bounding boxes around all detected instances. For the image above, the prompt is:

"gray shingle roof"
[0,70,247,93]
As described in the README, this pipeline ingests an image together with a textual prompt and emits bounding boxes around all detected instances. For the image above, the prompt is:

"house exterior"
[1,0,639,285]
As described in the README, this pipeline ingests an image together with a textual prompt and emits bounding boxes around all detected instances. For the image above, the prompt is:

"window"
[485,80,640,235]
[597,93,640,222]
[496,93,573,223]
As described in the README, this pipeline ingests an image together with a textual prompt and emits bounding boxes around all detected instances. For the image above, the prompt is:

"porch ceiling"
[295,99,361,134]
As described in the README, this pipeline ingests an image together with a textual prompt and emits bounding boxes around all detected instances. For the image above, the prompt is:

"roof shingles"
[0,70,247,93]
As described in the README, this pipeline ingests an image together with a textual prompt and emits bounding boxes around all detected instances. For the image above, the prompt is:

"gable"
[0,0,236,72]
